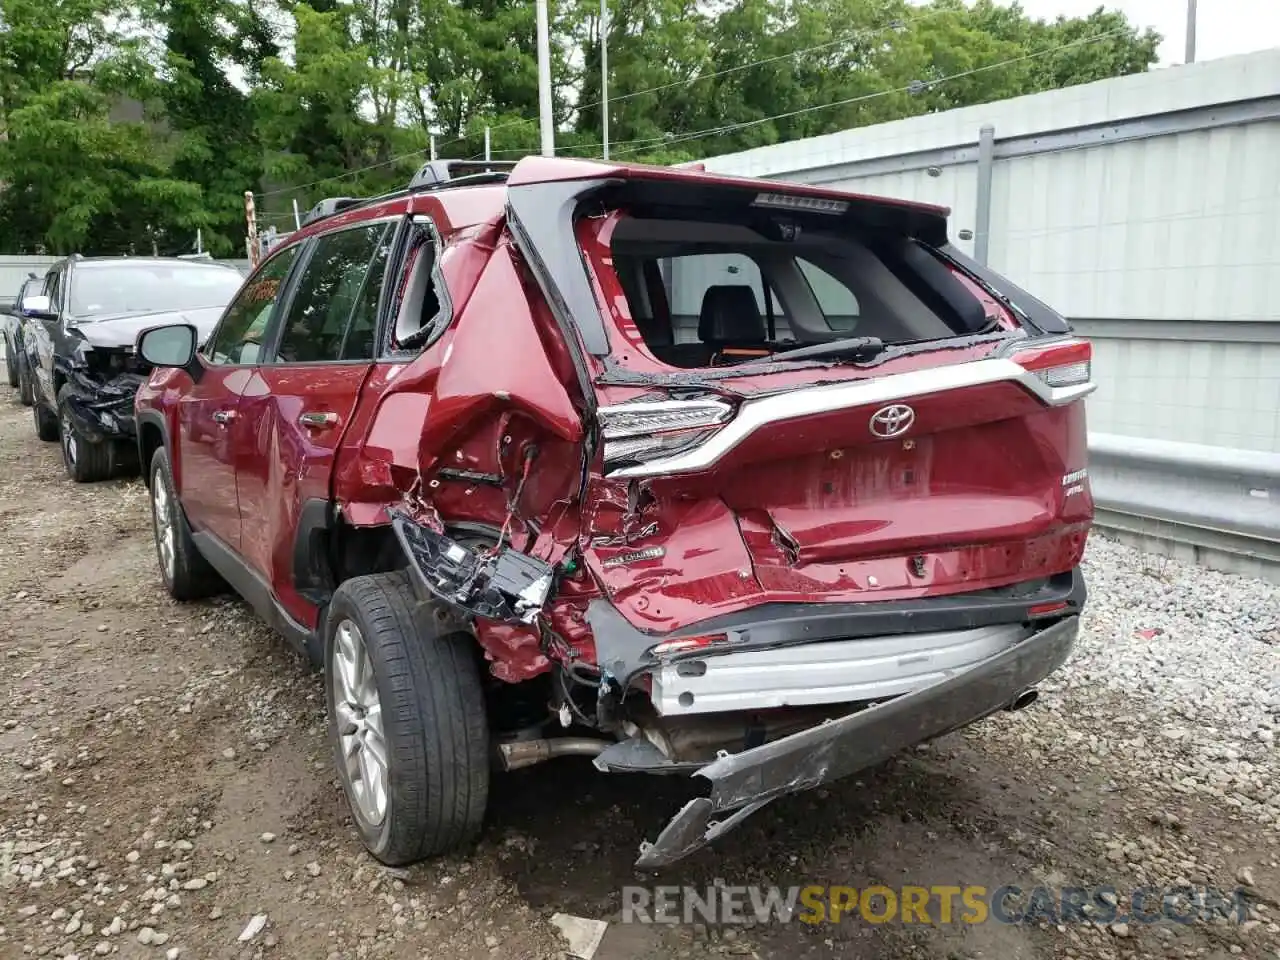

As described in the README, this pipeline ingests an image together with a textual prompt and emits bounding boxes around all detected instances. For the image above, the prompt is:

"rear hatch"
[505,163,1095,635]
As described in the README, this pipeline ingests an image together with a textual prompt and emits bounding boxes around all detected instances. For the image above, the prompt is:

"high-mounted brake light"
[1011,339,1095,400]
[598,398,735,471]
[752,192,849,215]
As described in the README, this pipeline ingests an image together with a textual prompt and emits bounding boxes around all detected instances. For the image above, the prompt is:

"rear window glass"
[604,213,987,369]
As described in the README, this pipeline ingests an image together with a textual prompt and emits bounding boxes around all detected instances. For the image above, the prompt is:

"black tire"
[325,572,490,865]
[4,337,17,388]
[148,447,224,600]
[32,395,58,442]
[17,357,33,407]
[58,385,114,482]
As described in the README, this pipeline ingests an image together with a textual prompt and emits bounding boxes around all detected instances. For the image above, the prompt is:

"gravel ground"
[0,393,1277,960]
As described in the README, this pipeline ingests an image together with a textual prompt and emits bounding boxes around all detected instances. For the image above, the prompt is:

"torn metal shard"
[491,550,554,608]
[390,511,556,623]
[549,913,609,960]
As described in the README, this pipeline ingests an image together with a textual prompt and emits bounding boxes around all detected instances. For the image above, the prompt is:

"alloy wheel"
[61,415,77,471]
[152,474,176,581]
[331,619,389,826]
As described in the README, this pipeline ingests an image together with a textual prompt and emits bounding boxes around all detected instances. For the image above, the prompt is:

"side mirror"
[137,323,198,369]
[21,294,53,318]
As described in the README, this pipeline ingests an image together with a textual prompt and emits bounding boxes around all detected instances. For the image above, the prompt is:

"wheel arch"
[136,410,170,490]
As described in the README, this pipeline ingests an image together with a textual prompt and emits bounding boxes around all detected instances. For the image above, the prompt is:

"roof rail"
[408,160,517,190]
[298,160,519,231]
[301,196,363,227]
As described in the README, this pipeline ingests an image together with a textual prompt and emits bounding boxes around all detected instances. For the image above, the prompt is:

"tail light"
[650,633,728,657]
[598,398,734,471]
[1028,601,1069,618]
[1011,339,1094,403]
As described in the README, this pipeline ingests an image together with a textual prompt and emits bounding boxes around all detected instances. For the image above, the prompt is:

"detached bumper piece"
[630,616,1079,870]
[390,512,554,623]
[63,371,144,442]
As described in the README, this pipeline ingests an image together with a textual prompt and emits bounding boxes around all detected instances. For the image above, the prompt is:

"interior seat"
[698,285,772,365]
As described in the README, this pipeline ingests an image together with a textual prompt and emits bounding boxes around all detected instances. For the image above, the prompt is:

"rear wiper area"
[747,336,885,366]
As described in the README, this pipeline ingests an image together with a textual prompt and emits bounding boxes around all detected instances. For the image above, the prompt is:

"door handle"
[212,410,235,425]
[299,411,339,429]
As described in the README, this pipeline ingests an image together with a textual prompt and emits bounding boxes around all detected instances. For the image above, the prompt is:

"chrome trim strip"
[606,357,1095,479]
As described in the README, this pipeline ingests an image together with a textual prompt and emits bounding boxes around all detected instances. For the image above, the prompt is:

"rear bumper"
[626,614,1080,869]
[586,567,1086,687]
[649,621,1037,716]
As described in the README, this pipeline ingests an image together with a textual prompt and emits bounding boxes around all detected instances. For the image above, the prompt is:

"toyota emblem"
[869,404,915,439]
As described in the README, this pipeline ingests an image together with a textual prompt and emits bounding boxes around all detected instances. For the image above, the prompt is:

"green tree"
[0,0,207,253]
[0,0,1163,247]
[148,0,280,255]
[583,0,1160,163]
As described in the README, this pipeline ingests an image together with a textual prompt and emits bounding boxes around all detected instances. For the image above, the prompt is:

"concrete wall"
[0,256,57,299]
[694,49,1280,453]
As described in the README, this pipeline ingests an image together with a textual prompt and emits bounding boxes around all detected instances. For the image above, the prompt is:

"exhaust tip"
[1008,689,1039,712]
[495,737,611,771]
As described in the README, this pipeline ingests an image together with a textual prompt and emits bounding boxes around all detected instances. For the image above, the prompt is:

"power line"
[254,23,1130,200]
[469,13,949,161]
[571,9,948,116]
[474,131,660,160]
[257,148,433,199]
[468,13,953,162]
[501,25,1135,164]
[253,11,949,198]
[611,27,1131,159]
[258,115,545,199]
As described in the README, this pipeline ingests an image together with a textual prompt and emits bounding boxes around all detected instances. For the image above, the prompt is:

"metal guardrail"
[1088,433,1280,583]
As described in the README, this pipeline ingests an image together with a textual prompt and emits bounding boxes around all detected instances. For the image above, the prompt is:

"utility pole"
[536,0,555,156]
[291,198,301,231]
[430,133,437,161]
[600,0,610,160]
[244,191,259,267]
[484,126,491,162]
[1185,0,1197,63]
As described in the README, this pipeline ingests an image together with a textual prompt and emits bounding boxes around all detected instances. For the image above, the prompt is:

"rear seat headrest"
[698,285,766,344]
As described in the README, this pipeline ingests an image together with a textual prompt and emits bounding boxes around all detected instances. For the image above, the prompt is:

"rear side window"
[205,248,299,365]
[45,269,64,313]
[273,223,390,364]
[798,259,860,332]
[388,217,446,352]
[342,226,394,360]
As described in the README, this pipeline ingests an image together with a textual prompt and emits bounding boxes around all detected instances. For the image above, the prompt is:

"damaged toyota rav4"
[21,255,244,482]
[134,157,1094,869]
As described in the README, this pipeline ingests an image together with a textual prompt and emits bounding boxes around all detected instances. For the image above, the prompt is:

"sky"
[1010,0,1280,65]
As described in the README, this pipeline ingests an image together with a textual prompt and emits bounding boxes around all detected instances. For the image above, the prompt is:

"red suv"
[134,157,1094,869]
